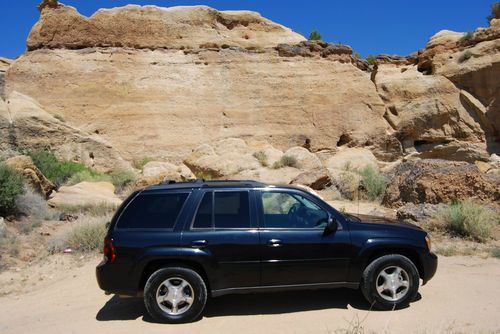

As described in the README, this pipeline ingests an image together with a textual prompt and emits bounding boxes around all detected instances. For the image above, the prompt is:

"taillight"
[103,238,116,263]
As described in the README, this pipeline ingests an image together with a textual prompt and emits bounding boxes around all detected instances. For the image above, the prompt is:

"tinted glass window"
[193,192,212,228]
[261,191,328,228]
[192,191,250,229]
[214,192,250,228]
[117,193,188,229]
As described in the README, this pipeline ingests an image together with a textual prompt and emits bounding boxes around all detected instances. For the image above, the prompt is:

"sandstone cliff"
[1,4,499,168]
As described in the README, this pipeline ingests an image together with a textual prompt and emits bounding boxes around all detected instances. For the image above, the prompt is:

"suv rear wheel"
[144,267,207,323]
[360,254,419,310]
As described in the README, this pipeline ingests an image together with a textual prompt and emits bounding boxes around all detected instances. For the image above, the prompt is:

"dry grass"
[253,151,268,167]
[272,155,298,169]
[56,202,118,216]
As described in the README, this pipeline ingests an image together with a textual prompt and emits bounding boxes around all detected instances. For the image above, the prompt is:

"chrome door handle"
[267,239,283,247]
[191,240,208,248]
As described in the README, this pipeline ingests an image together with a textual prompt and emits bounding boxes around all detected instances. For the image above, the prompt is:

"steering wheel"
[287,203,301,227]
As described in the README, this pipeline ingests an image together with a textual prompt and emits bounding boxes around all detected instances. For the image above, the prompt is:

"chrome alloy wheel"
[375,266,410,302]
[156,277,194,315]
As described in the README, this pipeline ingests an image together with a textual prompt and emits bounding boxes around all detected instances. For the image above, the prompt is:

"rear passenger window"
[192,191,250,229]
[117,193,188,229]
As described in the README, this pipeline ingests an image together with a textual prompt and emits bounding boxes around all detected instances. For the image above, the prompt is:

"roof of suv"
[144,179,271,191]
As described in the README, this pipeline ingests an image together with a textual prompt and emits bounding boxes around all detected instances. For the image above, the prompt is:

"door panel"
[258,190,352,286]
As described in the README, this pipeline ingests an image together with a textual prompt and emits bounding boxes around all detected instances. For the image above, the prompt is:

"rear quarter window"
[117,192,189,229]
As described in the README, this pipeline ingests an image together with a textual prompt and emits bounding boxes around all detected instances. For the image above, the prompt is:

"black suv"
[96,180,437,323]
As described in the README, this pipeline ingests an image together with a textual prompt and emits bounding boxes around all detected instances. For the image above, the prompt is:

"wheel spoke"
[171,301,178,314]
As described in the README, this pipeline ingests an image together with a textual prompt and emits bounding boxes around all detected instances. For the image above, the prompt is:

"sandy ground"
[0,254,499,334]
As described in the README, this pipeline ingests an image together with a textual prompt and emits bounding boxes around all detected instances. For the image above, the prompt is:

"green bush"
[491,247,500,259]
[110,169,136,191]
[459,32,474,45]
[133,157,153,170]
[29,151,90,186]
[365,54,377,65]
[253,151,268,167]
[308,30,322,41]
[459,50,473,62]
[436,201,499,242]
[0,164,25,216]
[357,165,388,201]
[272,155,298,169]
[487,2,500,22]
[67,170,110,186]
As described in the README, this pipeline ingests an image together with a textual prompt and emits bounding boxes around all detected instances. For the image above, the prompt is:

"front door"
[258,190,351,286]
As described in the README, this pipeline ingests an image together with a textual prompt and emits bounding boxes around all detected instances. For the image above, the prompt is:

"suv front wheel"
[144,267,207,323]
[360,254,419,310]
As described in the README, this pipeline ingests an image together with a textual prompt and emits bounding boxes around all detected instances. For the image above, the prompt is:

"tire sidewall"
[144,267,207,323]
[362,255,420,310]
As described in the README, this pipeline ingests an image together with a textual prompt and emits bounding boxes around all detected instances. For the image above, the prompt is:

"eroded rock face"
[382,159,500,208]
[28,5,304,51]
[134,161,195,188]
[4,155,55,198]
[0,57,11,99]
[374,64,488,162]
[417,19,500,145]
[0,91,130,171]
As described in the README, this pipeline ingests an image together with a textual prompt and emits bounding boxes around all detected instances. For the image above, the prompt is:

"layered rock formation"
[1,3,499,170]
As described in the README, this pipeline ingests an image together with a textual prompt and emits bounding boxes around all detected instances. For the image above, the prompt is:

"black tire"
[360,254,420,310]
[144,267,207,323]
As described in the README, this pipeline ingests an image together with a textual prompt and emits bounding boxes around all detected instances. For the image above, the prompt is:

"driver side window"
[260,191,329,229]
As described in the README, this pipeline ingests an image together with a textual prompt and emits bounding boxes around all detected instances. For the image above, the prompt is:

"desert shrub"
[18,220,42,235]
[66,170,110,186]
[272,155,298,169]
[459,31,474,45]
[133,157,153,170]
[15,186,54,220]
[308,30,322,41]
[0,164,25,216]
[29,151,91,186]
[110,169,136,191]
[253,151,268,166]
[335,171,360,200]
[357,165,388,201]
[491,247,500,259]
[459,50,473,62]
[487,2,500,22]
[55,216,110,252]
[435,201,499,242]
[434,245,458,257]
[0,235,20,257]
[57,202,118,216]
[353,52,361,60]
[365,54,377,65]
[193,171,214,180]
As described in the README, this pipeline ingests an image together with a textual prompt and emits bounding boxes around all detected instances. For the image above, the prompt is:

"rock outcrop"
[382,159,500,208]
[0,57,11,99]
[4,155,55,198]
[28,5,304,51]
[134,161,195,188]
[1,3,499,170]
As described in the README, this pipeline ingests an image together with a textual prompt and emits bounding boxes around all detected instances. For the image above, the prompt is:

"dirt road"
[0,255,499,334]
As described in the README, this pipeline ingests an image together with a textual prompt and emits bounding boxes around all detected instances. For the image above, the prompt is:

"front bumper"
[421,252,438,284]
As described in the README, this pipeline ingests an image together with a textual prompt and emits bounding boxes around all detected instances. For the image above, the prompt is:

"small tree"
[0,164,24,216]
[487,2,500,22]
[37,0,59,12]
[365,54,377,65]
[308,30,323,41]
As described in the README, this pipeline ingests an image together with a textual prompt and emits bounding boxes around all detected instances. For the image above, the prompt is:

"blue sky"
[0,0,494,58]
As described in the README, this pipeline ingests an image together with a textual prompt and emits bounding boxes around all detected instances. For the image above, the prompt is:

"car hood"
[346,213,423,232]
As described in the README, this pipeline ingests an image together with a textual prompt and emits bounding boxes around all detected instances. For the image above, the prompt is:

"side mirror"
[323,216,338,236]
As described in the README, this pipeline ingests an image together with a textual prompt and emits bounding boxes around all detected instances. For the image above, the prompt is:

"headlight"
[425,235,432,252]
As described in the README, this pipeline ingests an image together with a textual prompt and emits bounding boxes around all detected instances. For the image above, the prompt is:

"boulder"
[4,155,55,198]
[135,161,196,188]
[325,148,378,171]
[282,147,322,170]
[382,159,500,208]
[396,203,442,223]
[233,166,302,185]
[48,181,122,208]
[290,167,332,190]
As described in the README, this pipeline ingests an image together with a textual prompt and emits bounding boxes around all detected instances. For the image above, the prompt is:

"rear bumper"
[96,260,138,296]
[421,252,438,284]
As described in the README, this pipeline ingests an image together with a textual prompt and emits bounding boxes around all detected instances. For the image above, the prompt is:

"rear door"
[258,189,352,286]
[181,189,260,291]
